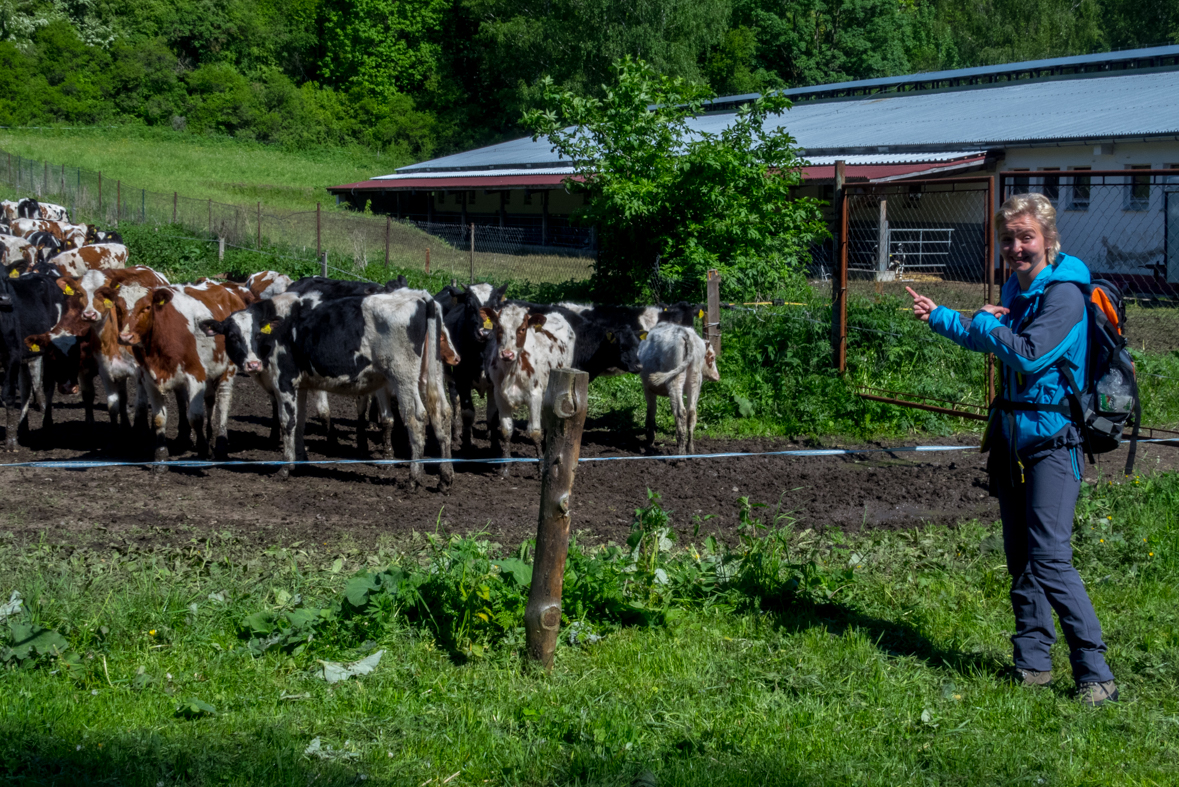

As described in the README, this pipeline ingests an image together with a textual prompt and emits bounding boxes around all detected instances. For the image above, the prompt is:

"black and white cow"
[201,288,460,486]
[0,267,69,449]
[443,283,507,452]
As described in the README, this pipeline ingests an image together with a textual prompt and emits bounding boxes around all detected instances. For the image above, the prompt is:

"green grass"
[2,474,1177,786]
[0,127,393,212]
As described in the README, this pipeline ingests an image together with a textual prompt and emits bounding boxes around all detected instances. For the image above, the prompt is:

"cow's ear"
[94,286,117,310]
[5,261,23,279]
[478,307,498,329]
[199,319,222,337]
[56,277,77,296]
[151,288,175,307]
[605,330,616,343]
[639,331,648,341]
[490,283,509,306]
[527,313,546,330]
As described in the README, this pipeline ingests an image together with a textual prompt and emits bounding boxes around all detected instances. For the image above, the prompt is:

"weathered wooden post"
[705,269,721,357]
[43,161,48,194]
[218,237,226,262]
[425,247,431,276]
[469,222,475,284]
[385,215,391,274]
[524,368,589,671]
[832,160,848,373]
[321,251,328,278]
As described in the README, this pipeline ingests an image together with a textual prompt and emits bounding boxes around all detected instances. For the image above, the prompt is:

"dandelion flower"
[1100,539,1105,543]
[1149,552,1154,557]
[149,630,157,636]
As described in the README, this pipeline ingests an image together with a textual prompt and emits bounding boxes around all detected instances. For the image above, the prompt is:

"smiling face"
[999,213,1049,287]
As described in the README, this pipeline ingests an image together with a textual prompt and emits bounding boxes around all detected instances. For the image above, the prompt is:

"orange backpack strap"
[1090,287,1122,335]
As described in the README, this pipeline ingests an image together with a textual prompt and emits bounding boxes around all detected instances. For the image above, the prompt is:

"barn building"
[328,45,1179,281]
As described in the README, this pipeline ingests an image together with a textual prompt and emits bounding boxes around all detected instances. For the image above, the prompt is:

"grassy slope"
[0,128,395,212]
[1,476,1176,786]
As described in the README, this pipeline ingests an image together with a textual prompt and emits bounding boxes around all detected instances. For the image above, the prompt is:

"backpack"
[1047,279,1142,476]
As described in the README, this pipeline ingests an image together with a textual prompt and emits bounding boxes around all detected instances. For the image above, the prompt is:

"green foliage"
[525,57,828,302]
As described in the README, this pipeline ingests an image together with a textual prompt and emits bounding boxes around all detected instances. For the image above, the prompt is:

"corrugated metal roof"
[803,151,983,165]
[393,68,1179,175]
[709,44,1179,105]
[374,167,577,180]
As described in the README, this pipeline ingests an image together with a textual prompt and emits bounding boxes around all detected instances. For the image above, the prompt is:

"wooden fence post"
[425,247,431,276]
[218,237,225,262]
[832,160,848,373]
[524,368,589,671]
[208,198,212,236]
[705,269,721,357]
[43,161,48,194]
[316,202,322,259]
[141,189,145,222]
[321,251,328,278]
[98,171,102,214]
[385,215,391,274]
[469,223,475,284]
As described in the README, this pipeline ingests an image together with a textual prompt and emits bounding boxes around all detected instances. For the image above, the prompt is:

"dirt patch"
[1,382,1174,551]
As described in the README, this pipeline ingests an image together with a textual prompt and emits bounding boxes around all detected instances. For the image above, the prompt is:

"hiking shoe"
[1078,680,1119,706]
[1015,668,1053,686]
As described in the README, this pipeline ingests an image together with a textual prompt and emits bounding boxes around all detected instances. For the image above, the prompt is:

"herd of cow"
[1,196,719,488]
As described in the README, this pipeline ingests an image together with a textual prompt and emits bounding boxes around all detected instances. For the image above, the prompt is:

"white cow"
[638,323,719,455]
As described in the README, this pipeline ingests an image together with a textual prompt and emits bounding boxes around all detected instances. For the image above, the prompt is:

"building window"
[1068,168,1091,211]
[1041,168,1060,202]
[468,190,477,205]
[1126,165,1150,211]
[1012,169,1030,194]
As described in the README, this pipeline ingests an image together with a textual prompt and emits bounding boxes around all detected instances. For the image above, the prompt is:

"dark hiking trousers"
[993,444,1114,685]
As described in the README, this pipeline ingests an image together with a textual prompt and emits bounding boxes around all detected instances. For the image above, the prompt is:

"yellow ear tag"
[29,343,39,353]
[260,323,272,335]
[8,269,18,279]
[482,318,492,329]
[64,285,74,295]
[113,283,120,289]
[155,298,167,306]
[103,299,113,308]
[639,331,648,340]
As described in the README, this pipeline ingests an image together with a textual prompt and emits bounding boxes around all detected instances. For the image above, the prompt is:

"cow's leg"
[185,381,209,459]
[80,370,97,430]
[487,395,500,452]
[685,368,702,455]
[428,375,455,490]
[28,358,44,413]
[374,389,395,457]
[395,389,427,488]
[268,391,280,445]
[493,390,514,478]
[39,368,54,437]
[275,385,298,479]
[355,395,369,456]
[16,365,34,444]
[295,388,309,463]
[669,374,688,457]
[213,374,234,460]
[448,378,462,444]
[147,386,169,464]
[458,383,476,455]
[112,377,130,430]
[526,386,544,476]
[173,389,192,454]
[644,386,658,448]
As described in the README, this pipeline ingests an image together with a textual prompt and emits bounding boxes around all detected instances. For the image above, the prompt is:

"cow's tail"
[645,333,692,387]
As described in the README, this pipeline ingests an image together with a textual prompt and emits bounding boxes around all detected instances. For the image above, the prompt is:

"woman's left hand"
[979,304,1010,317]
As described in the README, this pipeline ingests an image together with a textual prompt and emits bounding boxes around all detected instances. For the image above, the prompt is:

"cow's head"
[200,299,281,374]
[703,343,719,382]
[659,302,706,328]
[120,287,173,346]
[480,303,544,363]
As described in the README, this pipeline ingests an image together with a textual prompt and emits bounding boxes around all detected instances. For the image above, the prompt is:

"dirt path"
[1,383,1173,550]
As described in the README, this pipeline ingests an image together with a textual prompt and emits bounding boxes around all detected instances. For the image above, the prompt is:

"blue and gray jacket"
[928,253,1090,463]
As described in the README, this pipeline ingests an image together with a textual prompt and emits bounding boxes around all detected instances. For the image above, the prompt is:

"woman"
[907,192,1117,706]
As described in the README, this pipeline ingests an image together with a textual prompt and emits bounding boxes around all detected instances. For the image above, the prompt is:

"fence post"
[316,202,321,258]
[469,222,475,284]
[425,247,431,276]
[385,215,391,274]
[832,160,848,373]
[706,269,722,357]
[60,163,64,196]
[875,198,889,281]
[43,161,48,194]
[141,189,145,222]
[173,192,177,224]
[524,367,588,671]
[207,198,212,236]
[257,202,262,249]
[218,237,225,262]
[321,251,328,278]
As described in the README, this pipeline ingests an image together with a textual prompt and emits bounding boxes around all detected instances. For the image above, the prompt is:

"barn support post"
[705,269,722,357]
[833,162,849,373]
[469,223,475,284]
[425,247,431,276]
[524,367,588,671]
[316,202,322,258]
[385,215,391,275]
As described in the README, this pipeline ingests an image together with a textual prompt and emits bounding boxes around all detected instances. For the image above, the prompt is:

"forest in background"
[0,0,1174,166]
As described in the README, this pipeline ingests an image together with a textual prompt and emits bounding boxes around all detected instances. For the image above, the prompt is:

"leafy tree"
[524,57,828,302]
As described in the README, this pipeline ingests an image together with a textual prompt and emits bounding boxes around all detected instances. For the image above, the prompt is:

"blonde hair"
[996,192,1061,264]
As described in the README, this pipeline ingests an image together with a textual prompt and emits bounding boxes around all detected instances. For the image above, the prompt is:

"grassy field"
[0,127,392,212]
[1,474,1176,786]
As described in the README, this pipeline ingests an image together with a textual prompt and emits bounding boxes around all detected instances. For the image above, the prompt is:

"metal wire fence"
[0,149,596,285]
[999,169,1179,354]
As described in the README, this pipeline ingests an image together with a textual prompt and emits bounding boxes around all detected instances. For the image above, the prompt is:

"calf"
[49,243,129,276]
[0,200,18,221]
[34,201,70,222]
[201,289,458,486]
[245,270,292,300]
[118,286,243,462]
[1,236,36,268]
[638,323,719,455]
[84,225,123,245]
[445,283,507,452]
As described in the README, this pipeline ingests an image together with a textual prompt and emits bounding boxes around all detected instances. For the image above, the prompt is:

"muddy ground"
[1,381,1174,550]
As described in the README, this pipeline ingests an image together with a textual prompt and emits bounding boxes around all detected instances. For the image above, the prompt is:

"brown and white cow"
[1,235,37,268]
[245,270,292,300]
[118,285,245,462]
[50,243,129,277]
